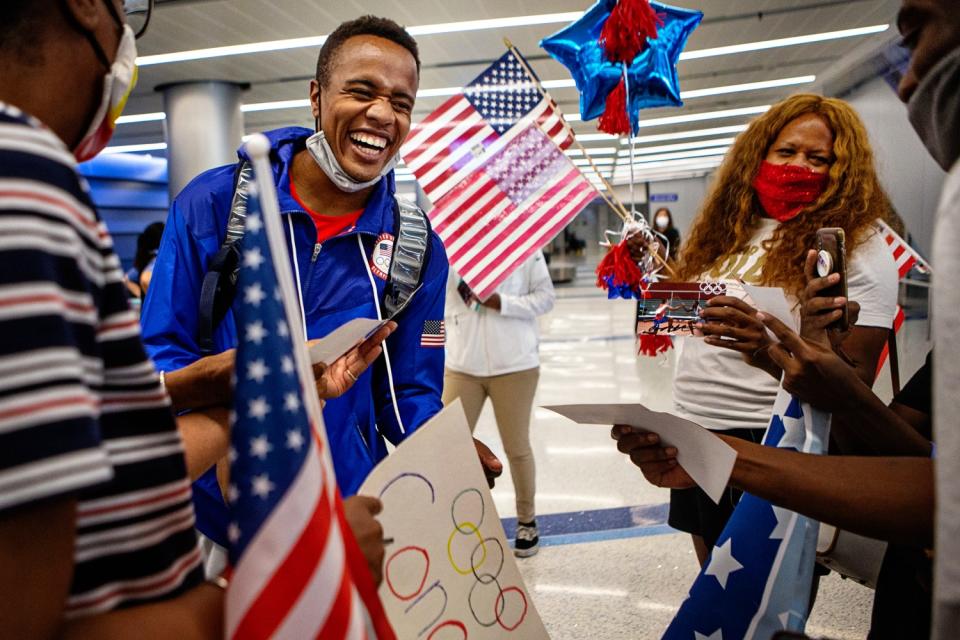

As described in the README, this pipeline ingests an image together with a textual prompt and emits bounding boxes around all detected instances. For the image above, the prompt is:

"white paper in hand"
[543,403,737,503]
[308,317,386,366]
[739,281,798,339]
[358,401,549,639]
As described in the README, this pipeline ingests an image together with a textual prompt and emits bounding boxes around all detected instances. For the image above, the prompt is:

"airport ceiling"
[114,0,903,184]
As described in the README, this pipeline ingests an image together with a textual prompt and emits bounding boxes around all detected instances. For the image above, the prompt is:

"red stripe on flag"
[232,487,335,639]
[422,130,499,199]
[469,181,597,297]
[449,168,583,265]
[437,185,510,241]
[412,121,486,180]
[875,305,906,378]
[898,256,917,279]
[404,96,469,146]
[334,492,396,639]
[429,172,496,231]
[316,566,354,639]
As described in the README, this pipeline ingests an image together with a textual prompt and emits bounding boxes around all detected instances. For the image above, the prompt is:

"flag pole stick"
[502,38,675,277]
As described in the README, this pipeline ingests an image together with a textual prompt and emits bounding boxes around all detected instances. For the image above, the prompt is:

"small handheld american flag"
[402,48,600,300]
[224,135,395,640]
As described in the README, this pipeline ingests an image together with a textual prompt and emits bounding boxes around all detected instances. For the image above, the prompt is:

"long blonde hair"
[676,94,892,295]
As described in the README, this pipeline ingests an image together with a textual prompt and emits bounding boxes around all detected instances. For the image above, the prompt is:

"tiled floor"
[472,263,930,639]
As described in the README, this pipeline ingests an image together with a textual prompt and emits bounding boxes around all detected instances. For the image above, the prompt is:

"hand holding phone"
[814,227,848,332]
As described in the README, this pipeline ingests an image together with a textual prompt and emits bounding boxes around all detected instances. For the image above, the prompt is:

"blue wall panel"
[78,154,169,271]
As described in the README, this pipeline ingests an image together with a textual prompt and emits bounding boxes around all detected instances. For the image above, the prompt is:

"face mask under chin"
[305,130,399,193]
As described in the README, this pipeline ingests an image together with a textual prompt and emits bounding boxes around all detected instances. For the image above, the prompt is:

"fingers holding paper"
[311,322,397,400]
[611,425,696,490]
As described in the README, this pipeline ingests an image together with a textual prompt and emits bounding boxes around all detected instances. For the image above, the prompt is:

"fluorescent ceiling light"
[680,24,889,60]
[241,99,310,113]
[680,75,814,99]
[573,157,615,166]
[618,137,734,156]
[137,12,582,66]
[618,146,729,164]
[637,105,769,128]
[565,147,617,156]
[622,124,748,145]
[614,155,726,172]
[101,141,168,154]
[115,111,165,124]
[577,133,618,142]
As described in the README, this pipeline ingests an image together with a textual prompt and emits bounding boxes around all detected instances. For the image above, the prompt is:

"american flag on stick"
[224,136,395,640]
[402,48,600,300]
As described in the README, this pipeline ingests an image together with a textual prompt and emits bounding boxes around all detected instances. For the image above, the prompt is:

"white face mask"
[305,129,399,193]
[73,24,138,163]
[655,215,669,230]
[907,46,960,172]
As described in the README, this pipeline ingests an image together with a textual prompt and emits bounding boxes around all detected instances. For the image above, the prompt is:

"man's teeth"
[350,133,387,150]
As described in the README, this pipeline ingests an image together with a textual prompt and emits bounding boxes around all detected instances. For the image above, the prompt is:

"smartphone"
[815,227,848,332]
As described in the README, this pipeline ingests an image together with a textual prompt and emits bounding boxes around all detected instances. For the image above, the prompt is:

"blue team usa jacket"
[141,127,448,546]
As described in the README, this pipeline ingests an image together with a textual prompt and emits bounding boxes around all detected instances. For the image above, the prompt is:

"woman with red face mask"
[665,94,900,566]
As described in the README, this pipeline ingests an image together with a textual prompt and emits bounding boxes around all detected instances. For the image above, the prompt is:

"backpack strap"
[196,161,252,355]
[383,197,431,317]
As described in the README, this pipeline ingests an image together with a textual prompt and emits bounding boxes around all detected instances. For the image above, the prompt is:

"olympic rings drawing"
[379,472,436,504]
[699,281,726,295]
[450,488,484,534]
[426,620,467,640]
[468,571,505,627]
[447,522,486,575]
[470,537,504,585]
[385,546,429,601]
[494,586,529,631]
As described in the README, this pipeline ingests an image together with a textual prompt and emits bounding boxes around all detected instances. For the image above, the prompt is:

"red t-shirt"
[290,180,363,243]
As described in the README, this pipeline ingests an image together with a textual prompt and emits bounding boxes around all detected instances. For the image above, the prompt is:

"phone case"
[816,227,848,331]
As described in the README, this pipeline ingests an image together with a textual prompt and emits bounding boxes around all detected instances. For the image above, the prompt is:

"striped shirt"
[0,104,202,617]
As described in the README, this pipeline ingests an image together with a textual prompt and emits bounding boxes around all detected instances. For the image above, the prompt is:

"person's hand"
[698,296,778,375]
[799,250,860,349]
[342,495,385,586]
[624,228,665,264]
[310,322,396,400]
[479,293,502,312]
[610,425,696,489]
[473,438,503,488]
[760,312,868,412]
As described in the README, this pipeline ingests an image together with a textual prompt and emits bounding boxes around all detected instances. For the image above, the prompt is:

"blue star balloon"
[541,0,703,134]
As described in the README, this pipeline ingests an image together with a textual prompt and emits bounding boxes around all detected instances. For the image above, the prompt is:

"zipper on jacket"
[312,242,322,263]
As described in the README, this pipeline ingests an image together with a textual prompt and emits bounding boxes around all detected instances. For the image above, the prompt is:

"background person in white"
[443,251,555,557]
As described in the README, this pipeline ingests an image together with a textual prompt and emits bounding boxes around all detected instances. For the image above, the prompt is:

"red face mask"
[752,160,829,222]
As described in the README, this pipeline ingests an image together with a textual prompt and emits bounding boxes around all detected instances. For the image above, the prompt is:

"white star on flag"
[228,522,241,544]
[284,392,300,412]
[246,213,263,234]
[247,359,269,383]
[252,473,275,499]
[282,356,294,374]
[227,483,239,503]
[694,630,723,640]
[286,429,305,452]
[244,282,266,307]
[778,412,807,451]
[705,539,744,589]
[228,446,238,462]
[277,319,289,337]
[246,320,268,344]
[250,434,273,459]
[769,506,792,540]
[243,247,264,270]
[248,396,270,421]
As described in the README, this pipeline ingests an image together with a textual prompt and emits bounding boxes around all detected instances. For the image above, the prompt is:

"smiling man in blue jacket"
[142,16,499,558]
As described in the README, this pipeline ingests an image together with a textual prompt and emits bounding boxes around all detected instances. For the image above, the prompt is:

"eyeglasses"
[123,0,154,39]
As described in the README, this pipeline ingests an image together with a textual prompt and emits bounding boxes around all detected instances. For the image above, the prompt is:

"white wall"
[842,77,944,256]
[647,176,711,238]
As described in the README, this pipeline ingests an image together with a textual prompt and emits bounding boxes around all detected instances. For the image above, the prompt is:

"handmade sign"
[635,281,727,337]
[358,402,549,639]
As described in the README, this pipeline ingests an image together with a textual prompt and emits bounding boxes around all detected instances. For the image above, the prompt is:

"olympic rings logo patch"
[699,281,727,296]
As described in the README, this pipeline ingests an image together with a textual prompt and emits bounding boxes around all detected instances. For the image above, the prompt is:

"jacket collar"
[236,126,396,236]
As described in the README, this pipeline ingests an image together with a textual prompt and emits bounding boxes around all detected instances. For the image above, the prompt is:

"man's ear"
[62,0,104,31]
[309,79,321,130]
